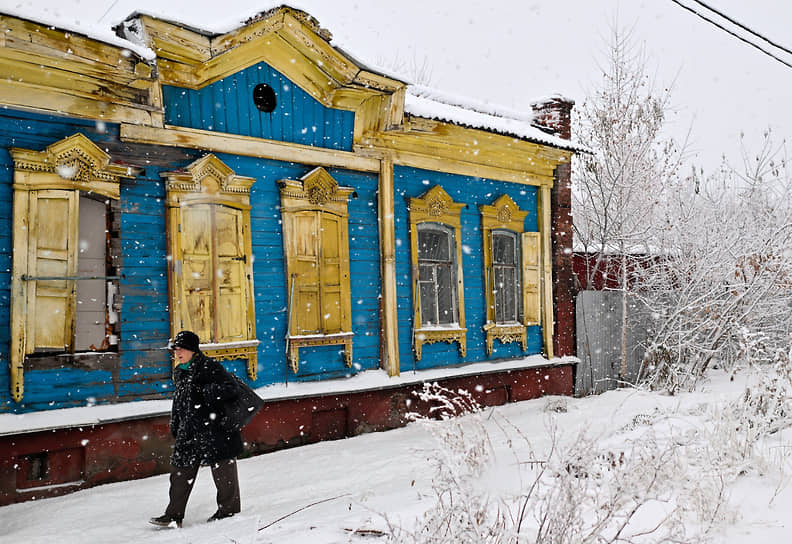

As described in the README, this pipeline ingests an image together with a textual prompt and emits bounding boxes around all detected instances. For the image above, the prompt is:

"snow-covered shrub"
[389,386,730,544]
[634,134,792,393]
[387,383,501,543]
[704,356,792,475]
[523,424,729,544]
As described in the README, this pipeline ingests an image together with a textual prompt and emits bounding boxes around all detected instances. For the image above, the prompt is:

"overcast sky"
[5,0,792,175]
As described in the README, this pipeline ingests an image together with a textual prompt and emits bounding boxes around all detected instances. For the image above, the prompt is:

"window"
[9,134,131,402]
[163,154,259,379]
[279,167,354,372]
[417,224,458,326]
[492,230,519,323]
[409,186,466,361]
[480,194,541,355]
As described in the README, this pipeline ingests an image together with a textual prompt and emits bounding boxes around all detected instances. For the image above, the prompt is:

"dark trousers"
[164,458,240,520]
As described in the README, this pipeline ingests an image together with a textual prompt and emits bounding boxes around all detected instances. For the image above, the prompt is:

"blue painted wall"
[0,63,544,415]
[393,166,543,372]
[215,154,382,385]
[162,61,356,151]
[0,110,174,413]
[0,109,381,413]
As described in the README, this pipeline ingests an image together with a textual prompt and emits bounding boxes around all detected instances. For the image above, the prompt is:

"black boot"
[149,514,183,528]
[207,511,236,522]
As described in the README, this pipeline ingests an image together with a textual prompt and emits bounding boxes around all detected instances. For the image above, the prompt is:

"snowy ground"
[2,368,790,543]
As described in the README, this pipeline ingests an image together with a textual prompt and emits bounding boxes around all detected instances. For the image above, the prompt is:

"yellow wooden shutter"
[215,206,248,343]
[522,232,542,326]
[320,212,344,334]
[27,190,79,351]
[292,211,321,335]
[484,229,495,322]
[180,204,213,341]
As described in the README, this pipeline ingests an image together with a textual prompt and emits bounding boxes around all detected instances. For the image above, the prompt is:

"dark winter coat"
[170,351,244,468]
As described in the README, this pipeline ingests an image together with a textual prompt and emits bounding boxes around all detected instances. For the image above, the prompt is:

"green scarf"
[177,355,194,371]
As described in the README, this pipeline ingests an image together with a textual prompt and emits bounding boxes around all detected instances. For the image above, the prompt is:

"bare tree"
[572,23,686,379]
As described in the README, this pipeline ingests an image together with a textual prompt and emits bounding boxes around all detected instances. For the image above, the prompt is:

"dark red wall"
[0,363,574,506]
[532,97,576,357]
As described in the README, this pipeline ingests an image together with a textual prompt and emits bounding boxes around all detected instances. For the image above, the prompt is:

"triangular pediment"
[128,7,405,113]
[162,154,255,206]
[8,133,136,199]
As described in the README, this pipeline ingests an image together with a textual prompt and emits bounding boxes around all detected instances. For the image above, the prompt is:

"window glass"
[493,231,519,323]
[493,233,516,266]
[418,229,451,262]
[417,225,457,326]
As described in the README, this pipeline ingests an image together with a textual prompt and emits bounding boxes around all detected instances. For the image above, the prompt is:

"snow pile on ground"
[1,367,790,543]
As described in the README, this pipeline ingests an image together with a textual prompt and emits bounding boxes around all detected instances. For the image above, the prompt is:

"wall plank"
[162,61,355,151]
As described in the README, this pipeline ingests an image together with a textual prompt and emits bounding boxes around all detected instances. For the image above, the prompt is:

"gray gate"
[575,290,649,396]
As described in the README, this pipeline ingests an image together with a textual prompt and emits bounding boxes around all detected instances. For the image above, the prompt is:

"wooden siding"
[214,153,382,384]
[1,117,383,413]
[162,62,356,151]
[393,165,542,372]
[0,111,174,413]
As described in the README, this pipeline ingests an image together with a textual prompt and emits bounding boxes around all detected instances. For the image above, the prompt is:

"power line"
[689,0,792,58]
[669,0,792,70]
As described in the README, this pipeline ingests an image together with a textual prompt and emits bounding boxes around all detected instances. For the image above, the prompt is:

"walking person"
[150,330,243,528]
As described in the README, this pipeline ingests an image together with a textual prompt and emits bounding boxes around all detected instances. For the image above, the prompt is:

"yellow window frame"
[409,185,467,361]
[479,194,534,355]
[279,167,354,373]
[163,154,259,379]
[8,134,133,402]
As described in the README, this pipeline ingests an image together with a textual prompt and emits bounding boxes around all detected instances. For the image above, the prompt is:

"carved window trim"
[8,134,134,402]
[480,194,531,356]
[163,154,259,379]
[409,185,466,361]
[279,167,354,373]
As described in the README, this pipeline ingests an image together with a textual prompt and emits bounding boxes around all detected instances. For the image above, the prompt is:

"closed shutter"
[180,204,213,341]
[292,211,321,334]
[522,232,542,326]
[27,190,79,351]
[215,206,248,343]
[320,213,343,334]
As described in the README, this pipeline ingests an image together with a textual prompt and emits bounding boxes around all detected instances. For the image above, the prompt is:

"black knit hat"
[169,330,201,353]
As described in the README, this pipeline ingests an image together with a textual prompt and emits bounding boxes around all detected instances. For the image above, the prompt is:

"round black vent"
[252,83,277,113]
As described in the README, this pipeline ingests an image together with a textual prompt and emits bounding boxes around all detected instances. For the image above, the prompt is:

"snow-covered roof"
[405,85,579,151]
[0,7,155,61]
[0,3,581,151]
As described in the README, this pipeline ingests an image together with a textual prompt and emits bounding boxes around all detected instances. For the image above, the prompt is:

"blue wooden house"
[0,6,578,504]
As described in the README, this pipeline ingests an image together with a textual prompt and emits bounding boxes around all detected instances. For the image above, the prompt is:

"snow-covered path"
[2,370,791,543]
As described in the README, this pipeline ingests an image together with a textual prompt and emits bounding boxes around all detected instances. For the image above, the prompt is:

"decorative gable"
[163,153,255,207]
[10,133,136,199]
[129,7,404,111]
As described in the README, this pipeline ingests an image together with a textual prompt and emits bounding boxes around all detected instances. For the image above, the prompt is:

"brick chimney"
[531,96,576,359]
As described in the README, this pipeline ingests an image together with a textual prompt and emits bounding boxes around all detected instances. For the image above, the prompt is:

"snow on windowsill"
[0,354,577,436]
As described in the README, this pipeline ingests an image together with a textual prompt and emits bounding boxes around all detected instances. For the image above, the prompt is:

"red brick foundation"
[0,363,574,506]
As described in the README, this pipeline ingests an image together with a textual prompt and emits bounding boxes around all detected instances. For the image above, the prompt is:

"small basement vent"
[26,452,49,481]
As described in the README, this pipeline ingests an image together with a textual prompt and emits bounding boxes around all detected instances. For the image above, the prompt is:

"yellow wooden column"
[539,184,555,359]
[378,157,400,375]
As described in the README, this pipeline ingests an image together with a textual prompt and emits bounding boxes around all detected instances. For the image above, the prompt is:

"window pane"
[418,229,450,262]
[436,264,455,324]
[495,266,517,323]
[419,281,437,325]
[493,232,516,265]
[502,267,517,321]
[419,264,434,282]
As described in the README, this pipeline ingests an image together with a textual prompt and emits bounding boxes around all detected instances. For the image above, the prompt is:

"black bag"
[220,374,265,432]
